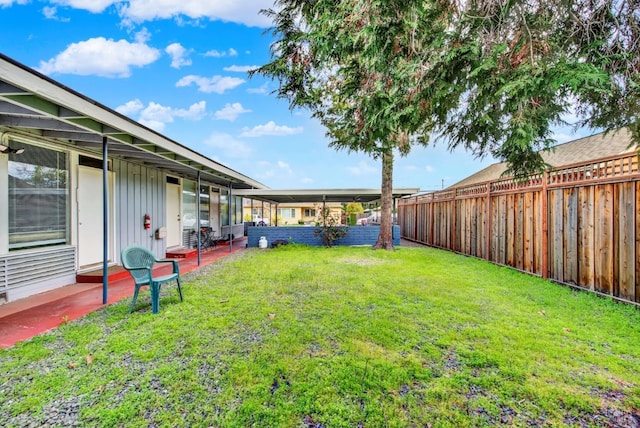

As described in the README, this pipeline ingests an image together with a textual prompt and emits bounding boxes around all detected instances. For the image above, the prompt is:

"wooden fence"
[398,152,640,305]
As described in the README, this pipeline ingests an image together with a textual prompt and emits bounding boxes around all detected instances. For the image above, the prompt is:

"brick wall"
[247,225,400,247]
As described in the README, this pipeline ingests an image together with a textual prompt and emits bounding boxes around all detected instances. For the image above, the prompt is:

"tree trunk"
[373,150,394,250]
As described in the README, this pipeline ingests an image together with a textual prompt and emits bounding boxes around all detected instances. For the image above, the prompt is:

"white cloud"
[176,75,245,94]
[204,48,238,58]
[347,160,378,176]
[115,99,144,116]
[0,0,28,6]
[173,101,207,120]
[214,102,251,121]
[134,28,151,44]
[204,132,253,159]
[277,160,293,175]
[223,65,259,73]
[240,121,303,138]
[300,177,314,184]
[50,0,116,13]
[42,6,70,21]
[256,168,276,181]
[247,82,270,95]
[117,100,206,132]
[165,42,192,68]
[37,37,160,77]
[118,1,273,27]
[425,165,435,173]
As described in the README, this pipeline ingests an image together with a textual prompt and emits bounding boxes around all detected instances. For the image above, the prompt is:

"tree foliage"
[345,203,364,215]
[252,0,639,247]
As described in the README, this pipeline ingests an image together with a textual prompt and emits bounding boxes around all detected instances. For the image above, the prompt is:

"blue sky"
[0,1,589,191]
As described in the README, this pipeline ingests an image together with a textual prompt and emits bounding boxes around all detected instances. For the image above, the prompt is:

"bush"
[313,207,348,247]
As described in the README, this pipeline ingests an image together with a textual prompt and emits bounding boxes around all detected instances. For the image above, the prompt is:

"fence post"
[541,171,549,279]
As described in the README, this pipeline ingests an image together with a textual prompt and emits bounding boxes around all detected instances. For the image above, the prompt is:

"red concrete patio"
[0,240,247,349]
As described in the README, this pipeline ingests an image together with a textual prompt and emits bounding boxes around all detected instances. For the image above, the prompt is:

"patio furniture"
[120,246,183,314]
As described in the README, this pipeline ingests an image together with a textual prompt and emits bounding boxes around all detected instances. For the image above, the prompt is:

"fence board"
[498,196,507,265]
[616,182,636,301]
[550,190,565,282]
[506,195,515,267]
[564,188,578,285]
[515,194,524,270]
[523,192,534,273]
[578,186,595,290]
[637,182,640,303]
[593,184,614,294]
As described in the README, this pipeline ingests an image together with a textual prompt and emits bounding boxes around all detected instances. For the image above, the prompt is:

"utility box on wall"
[155,227,167,240]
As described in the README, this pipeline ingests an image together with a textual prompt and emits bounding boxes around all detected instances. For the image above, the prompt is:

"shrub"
[313,207,348,247]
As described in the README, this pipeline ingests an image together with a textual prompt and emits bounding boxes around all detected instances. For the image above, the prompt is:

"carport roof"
[234,188,420,204]
[0,54,267,190]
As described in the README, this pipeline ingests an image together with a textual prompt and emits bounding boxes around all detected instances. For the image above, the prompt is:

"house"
[243,199,343,225]
[449,128,637,188]
[0,54,267,303]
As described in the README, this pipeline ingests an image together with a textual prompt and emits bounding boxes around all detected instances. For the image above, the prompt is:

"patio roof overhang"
[0,54,267,190]
[234,188,421,204]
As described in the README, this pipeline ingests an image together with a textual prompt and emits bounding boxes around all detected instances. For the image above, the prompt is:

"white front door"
[166,181,182,247]
[78,166,113,267]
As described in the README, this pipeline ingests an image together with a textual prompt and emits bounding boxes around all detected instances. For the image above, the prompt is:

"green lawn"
[1,245,639,427]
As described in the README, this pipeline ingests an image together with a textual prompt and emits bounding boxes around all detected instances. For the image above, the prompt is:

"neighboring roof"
[234,188,421,204]
[450,128,637,188]
[0,54,267,190]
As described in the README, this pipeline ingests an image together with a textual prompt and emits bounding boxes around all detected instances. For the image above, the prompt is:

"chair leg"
[130,285,141,313]
[150,283,160,314]
[176,277,184,302]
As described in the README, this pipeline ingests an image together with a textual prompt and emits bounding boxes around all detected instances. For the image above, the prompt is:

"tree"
[252,0,440,249]
[252,0,639,248]
[427,0,640,178]
[345,202,364,216]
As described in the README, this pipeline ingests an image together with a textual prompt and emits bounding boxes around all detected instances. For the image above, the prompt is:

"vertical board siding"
[114,159,166,259]
[398,151,639,305]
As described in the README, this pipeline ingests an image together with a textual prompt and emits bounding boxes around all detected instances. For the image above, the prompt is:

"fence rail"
[399,151,640,304]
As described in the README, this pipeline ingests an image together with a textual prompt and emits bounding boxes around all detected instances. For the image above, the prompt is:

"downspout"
[197,171,201,265]
[102,136,108,305]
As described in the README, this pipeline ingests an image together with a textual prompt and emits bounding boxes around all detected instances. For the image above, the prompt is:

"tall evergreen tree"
[252,0,639,249]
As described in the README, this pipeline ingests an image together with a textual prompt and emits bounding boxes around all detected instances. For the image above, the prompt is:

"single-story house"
[0,53,268,303]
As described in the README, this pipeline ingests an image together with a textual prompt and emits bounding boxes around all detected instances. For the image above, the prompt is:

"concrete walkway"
[0,241,247,349]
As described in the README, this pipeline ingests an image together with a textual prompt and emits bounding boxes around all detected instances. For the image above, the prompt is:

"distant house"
[0,54,267,303]
[449,128,637,188]
[243,199,343,225]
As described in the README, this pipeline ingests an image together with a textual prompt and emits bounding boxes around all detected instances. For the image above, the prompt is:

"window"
[234,196,242,224]
[277,208,296,219]
[8,142,69,249]
[182,180,197,230]
[183,183,211,229]
[304,208,316,217]
[199,186,210,227]
[220,189,229,226]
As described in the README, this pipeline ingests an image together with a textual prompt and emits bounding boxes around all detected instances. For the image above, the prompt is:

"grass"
[1,245,639,427]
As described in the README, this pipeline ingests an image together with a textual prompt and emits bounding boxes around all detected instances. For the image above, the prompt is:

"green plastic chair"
[120,246,184,314]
